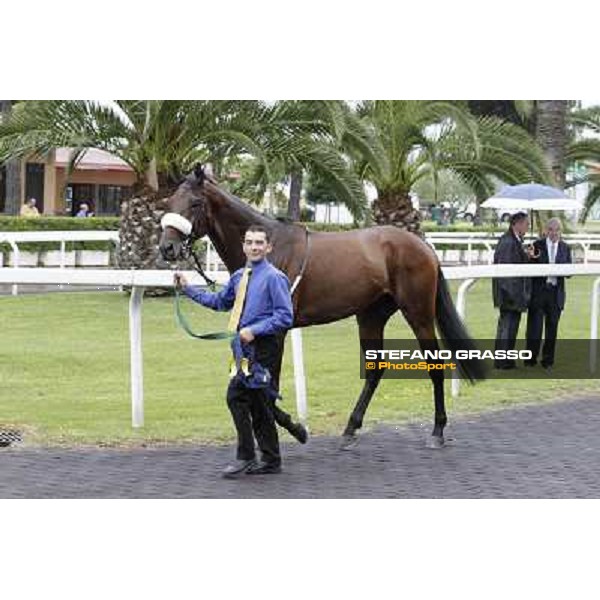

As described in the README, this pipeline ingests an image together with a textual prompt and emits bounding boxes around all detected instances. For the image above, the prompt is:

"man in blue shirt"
[175,225,295,478]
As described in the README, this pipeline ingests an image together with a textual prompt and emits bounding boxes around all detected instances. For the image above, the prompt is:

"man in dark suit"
[525,218,572,370]
[493,212,536,369]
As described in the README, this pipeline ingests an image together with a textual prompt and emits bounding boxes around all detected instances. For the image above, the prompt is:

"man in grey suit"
[525,218,572,370]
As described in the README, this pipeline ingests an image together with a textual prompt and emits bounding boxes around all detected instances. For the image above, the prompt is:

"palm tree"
[218,100,375,222]
[355,101,550,233]
[468,100,570,188]
[0,100,372,265]
[566,105,600,220]
[275,101,381,222]
[0,100,285,268]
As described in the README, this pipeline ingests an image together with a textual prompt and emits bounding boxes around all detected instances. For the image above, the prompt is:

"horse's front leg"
[341,301,396,450]
[341,369,385,450]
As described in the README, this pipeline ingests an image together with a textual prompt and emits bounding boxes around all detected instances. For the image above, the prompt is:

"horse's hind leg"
[418,328,447,448]
[400,308,447,449]
[341,296,397,450]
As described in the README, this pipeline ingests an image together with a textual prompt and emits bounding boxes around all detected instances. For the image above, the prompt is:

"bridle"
[161,197,217,289]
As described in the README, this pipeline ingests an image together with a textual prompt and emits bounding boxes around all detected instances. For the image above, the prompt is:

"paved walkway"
[1,396,599,498]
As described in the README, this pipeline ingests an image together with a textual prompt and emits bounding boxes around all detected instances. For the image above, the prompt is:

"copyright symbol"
[366,362,376,370]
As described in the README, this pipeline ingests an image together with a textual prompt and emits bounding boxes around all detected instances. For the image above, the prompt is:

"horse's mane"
[204,180,304,232]
[186,165,305,233]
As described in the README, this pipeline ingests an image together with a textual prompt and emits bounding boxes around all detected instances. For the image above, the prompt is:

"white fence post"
[291,328,308,423]
[129,285,145,428]
[452,278,477,398]
[9,240,19,296]
[590,278,600,374]
[59,239,66,289]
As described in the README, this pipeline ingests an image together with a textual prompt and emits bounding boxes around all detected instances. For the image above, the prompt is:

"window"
[96,185,131,215]
[25,163,45,212]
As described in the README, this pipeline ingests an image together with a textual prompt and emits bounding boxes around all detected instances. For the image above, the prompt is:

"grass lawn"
[1,278,599,447]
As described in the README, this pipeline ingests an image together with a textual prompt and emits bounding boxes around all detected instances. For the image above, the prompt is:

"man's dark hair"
[509,211,528,227]
[245,224,271,242]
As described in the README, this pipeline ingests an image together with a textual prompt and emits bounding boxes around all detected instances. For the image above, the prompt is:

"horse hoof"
[340,434,358,451]
[426,435,445,450]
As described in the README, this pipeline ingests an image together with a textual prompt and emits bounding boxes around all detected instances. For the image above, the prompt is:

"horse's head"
[159,164,210,262]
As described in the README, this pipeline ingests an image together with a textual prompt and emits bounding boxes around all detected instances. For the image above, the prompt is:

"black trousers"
[259,332,297,432]
[226,335,281,465]
[526,285,562,367]
[494,309,522,368]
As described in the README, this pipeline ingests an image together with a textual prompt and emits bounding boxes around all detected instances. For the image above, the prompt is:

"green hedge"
[0,216,120,253]
[0,216,119,231]
[1,215,499,234]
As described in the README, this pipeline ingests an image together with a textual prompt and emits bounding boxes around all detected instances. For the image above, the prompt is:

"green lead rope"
[174,285,235,340]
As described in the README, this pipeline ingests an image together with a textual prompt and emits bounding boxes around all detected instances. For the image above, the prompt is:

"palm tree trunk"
[0,100,22,214]
[117,188,168,269]
[117,187,185,296]
[287,168,303,221]
[372,190,422,235]
[535,100,568,187]
[4,160,22,215]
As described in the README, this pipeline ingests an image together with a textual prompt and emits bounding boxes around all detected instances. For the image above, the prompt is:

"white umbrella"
[482,183,583,212]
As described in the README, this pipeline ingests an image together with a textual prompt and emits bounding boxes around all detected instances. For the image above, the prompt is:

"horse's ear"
[193,163,205,185]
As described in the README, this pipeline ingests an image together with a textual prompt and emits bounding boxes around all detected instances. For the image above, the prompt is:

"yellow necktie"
[227,266,252,332]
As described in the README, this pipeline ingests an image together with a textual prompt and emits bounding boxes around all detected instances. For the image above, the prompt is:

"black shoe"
[247,461,282,475]
[289,422,308,444]
[222,459,257,479]
[541,363,554,373]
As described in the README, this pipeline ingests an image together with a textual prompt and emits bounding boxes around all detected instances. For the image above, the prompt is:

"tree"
[355,101,550,234]
[0,100,286,268]
[305,171,342,206]
[0,100,374,269]
[412,170,475,207]
[534,100,569,187]
[467,100,529,128]
[566,105,600,220]
[469,100,571,188]
[0,100,251,268]
[221,100,374,222]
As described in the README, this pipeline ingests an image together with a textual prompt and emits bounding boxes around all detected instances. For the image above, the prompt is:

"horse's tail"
[435,266,487,383]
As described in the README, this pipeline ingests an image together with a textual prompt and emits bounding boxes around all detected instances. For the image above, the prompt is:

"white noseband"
[160,213,193,236]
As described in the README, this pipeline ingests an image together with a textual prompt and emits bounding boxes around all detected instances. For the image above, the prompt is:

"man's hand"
[174,272,188,288]
[239,327,255,344]
[526,244,540,259]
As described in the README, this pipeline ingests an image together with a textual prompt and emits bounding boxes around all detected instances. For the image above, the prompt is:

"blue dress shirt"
[182,258,294,336]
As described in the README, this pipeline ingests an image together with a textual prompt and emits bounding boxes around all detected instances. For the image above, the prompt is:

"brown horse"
[159,166,485,449]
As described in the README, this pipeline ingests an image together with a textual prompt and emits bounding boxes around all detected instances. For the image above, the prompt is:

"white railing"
[2,264,600,429]
[0,231,232,294]
[0,230,120,296]
[425,232,600,266]
[3,229,600,277]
